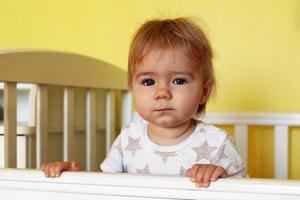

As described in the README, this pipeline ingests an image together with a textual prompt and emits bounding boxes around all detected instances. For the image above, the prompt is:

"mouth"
[154,108,174,112]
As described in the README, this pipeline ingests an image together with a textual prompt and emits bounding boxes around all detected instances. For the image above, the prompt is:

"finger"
[54,161,80,177]
[54,162,72,177]
[220,168,228,178]
[41,163,45,171]
[70,161,80,171]
[188,164,201,182]
[41,163,49,177]
[202,165,216,187]
[44,163,51,177]
[195,165,207,187]
[49,162,58,178]
[186,168,191,176]
[41,163,47,176]
[54,163,66,177]
[210,166,227,182]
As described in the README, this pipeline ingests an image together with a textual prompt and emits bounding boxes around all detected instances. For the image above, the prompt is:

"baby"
[42,17,246,188]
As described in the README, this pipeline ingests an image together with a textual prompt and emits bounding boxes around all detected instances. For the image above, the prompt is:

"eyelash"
[173,78,187,85]
[141,78,155,86]
[140,78,188,86]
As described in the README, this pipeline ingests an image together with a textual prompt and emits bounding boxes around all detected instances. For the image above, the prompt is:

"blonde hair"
[128,17,215,115]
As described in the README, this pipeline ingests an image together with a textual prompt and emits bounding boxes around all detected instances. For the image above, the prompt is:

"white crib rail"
[0,168,299,200]
[203,113,300,179]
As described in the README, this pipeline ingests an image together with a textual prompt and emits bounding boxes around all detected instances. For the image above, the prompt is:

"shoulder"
[194,121,230,144]
[120,112,147,139]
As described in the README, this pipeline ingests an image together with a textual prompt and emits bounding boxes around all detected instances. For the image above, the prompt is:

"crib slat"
[121,91,132,127]
[28,85,37,127]
[234,125,248,170]
[274,125,289,179]
[3,82,17,168]
[0,136,3,167]
[86,89,97,171]
[63,87,75,161]
[36,85,48,169]
[17,136,26,168]
[105,90,116,155]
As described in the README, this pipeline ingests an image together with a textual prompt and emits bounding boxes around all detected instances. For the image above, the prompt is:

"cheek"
[133,94,153,121]
[174,92,201,112]
[133,90,150,111]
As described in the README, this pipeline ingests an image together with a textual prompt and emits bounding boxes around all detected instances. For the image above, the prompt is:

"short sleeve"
[213,135,247,177]
[100,133,124,172]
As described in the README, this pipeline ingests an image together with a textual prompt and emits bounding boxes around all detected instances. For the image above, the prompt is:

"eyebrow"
[171,71,194,77]
[135,72,154,77]
[135,71,194,78]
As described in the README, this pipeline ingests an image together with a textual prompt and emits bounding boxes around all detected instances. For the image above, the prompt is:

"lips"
[154,108,173,111]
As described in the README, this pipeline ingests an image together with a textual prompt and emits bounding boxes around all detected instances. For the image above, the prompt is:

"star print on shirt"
[154,151,177,163]
[125,136,142,157]
[215,143,228,161]
[136,163,151,174]
[233,161,244,172]
[192,140,217,162]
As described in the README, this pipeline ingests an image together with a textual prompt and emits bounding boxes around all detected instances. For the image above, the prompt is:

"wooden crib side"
[0,50,132,170]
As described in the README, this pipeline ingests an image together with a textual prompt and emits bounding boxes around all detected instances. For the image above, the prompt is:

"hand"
[186,164,227,188]
[41,161,80,178]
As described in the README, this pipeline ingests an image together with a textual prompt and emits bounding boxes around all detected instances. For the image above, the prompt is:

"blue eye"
[142,79,155,86]
[173,78,187,85]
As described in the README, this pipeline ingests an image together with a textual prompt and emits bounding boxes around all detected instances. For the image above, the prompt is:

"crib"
[0,49,299,199]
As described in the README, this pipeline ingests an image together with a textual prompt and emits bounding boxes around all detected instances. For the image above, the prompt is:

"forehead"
[135,48,198,73]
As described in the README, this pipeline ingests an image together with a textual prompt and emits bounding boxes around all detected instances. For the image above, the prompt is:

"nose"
[154,84,172,100]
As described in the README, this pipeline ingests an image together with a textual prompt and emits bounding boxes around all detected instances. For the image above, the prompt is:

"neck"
[147,119,196,146]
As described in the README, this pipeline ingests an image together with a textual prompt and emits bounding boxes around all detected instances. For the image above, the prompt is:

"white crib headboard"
[0,49,128,89]
[0,49,132,170]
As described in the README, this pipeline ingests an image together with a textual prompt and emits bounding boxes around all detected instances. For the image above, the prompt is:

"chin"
[153,118,183,128]
[141,113,187,128]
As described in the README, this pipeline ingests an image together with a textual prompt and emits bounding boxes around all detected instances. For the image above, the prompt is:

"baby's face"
[131,48,208,128]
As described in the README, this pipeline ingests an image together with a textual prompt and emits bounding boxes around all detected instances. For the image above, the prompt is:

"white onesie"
[100,114,246,176]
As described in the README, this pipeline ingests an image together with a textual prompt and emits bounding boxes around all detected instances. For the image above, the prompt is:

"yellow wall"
[1,0,299,178]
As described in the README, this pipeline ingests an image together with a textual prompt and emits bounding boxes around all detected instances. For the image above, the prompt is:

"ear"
[199,79,213,104]
[128,82,133,91]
